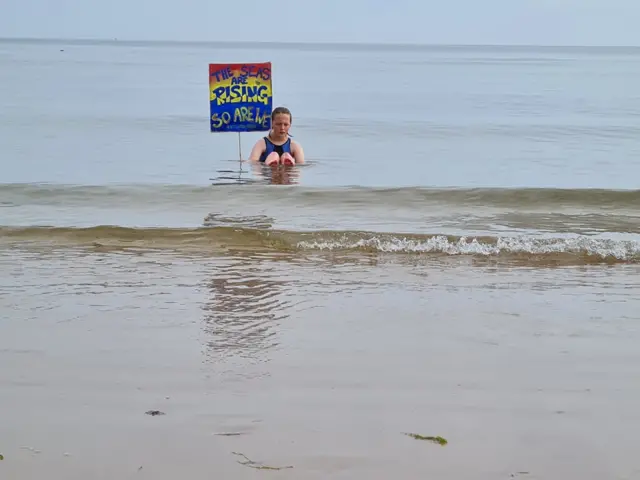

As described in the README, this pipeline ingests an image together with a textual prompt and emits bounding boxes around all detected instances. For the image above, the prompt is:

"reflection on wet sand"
[202,254,292,365]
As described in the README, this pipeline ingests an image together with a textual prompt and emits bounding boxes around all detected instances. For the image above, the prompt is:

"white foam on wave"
[297,235,640,260]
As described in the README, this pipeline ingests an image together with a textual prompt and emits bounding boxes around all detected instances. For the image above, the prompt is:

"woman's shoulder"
[290,139,304,156]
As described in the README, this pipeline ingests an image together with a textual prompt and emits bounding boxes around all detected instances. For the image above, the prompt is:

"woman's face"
[272,113,291,136]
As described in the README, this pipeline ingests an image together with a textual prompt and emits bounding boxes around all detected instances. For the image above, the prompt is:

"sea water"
[1,38,640,479]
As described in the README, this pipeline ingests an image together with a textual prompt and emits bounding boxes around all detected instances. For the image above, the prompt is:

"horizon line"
[1,35,640,50]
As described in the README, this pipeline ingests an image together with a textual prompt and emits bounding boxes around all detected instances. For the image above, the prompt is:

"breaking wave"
[1,225,638,265]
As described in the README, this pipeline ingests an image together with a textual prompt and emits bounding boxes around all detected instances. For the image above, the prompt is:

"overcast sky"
[2,0,639,46]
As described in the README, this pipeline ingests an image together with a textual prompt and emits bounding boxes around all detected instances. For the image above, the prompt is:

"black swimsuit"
[259,136,292,163]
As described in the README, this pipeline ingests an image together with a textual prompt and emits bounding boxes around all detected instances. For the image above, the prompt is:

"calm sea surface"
[1,38,640,479]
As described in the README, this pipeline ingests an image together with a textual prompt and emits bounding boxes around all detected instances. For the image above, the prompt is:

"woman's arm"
[292,141,305,164]
[248,138,266,162]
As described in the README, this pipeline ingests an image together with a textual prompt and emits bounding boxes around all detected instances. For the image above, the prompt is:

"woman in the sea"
[248,106,305,166]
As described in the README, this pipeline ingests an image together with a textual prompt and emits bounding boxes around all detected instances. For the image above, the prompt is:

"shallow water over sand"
[1,248,640,479]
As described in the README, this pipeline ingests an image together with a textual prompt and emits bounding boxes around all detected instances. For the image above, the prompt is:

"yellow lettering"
[211,85,271,107]
[245,107,254,122]
[211,114,223,129]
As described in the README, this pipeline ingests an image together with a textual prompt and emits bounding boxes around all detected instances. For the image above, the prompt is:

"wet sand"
[1,248,640,479]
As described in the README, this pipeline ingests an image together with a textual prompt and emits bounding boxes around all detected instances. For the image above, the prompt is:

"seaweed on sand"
[403,433,448,445]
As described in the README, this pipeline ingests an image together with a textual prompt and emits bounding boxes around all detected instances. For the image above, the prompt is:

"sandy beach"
[2,248,639,479]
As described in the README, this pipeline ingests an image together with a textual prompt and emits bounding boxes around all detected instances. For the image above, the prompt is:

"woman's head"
[271,106,292,137]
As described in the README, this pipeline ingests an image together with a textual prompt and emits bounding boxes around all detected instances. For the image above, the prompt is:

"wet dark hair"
[271,106,292,122]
